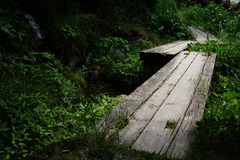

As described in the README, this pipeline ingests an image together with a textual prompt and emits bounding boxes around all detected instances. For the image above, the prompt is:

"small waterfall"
[25,14,45,39]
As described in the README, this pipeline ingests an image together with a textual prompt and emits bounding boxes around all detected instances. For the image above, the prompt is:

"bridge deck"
[119,51,216,158]
[97,27,217,158]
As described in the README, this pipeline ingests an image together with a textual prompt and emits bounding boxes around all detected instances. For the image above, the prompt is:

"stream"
[24,14,45,39]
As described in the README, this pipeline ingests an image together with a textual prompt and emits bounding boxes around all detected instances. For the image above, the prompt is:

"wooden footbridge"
[97,26,219,158]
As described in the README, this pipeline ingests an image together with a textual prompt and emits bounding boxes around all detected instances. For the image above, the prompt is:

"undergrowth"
[2,0,231,159]
[182,2,240,159]
[0,51,122,160]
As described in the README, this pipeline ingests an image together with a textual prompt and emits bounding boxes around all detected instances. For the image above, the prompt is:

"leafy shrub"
[154,0,177,19]
[49,14,100,61]
[109,55,143,91]
[86,36,130,65]
[0,7,36,55]
[186,27,240,159]
[184,5,240,152]
[179,2,240,38]
[178,4,204,26]
[188,40,222,54]
[109,54,143,91]
[86,37,143,91]
[198,77,240,152]
[150,0,189,39]
[0,51,121,160]
[201,2,231,34]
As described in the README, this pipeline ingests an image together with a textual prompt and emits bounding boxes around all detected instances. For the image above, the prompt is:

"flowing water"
[25,14,45,39]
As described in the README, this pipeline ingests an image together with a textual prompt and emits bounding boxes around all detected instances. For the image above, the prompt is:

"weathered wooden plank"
[188,26,222,44]
[157,40,195,55]
[119,51,199,144]
[140,40,196,81]
[141,40,185,54]
[194,53,217,121]
[132,52,208,154]
[96,51,188,128]
[156,53,210,156]
[141,40,194,55]
[166,115,196,158]
[195,26,220,42]
[188,26,207,44]
[166,53,217,158]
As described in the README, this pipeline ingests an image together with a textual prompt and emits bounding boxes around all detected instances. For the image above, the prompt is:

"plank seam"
[127,52,189,118]
[157,51,203,155]
[132,52,200,148]
[165,52,211,157]
[142,40,184,53]
[143,41,192,55]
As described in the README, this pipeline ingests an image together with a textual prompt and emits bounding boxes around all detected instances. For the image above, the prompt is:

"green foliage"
[225,10,240,36]
[50,14,100,60]
[82,0,156,22]
[178,4,204,26]
[197,82,240,154]
[154,0,178,19]
[0,7,36,54]
[60,25,78,40]
[200,2,231,34]
[114,113,129,130]
[98,37,130,53]
[188,40,221,54]
[179,2,240,38]
[0,51,121,160]
[86,36,129,66]
[215,42,240,76]
[0,13,25,41]
[27,128,171,160]
[181,3,240,157]
[188,40,240,154]
[86,36,143,91]
[150,0,189,39]
[109,54,143,91]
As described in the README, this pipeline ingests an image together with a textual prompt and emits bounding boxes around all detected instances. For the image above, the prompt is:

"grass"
[165,120,179,130]
[179,2,240,160]
[25,128,177,160]
[114,112,130,130]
